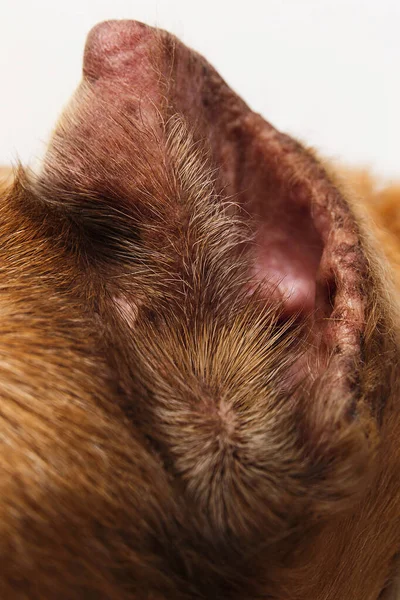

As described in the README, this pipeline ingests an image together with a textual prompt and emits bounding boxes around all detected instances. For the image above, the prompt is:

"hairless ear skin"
[2,19,400,600]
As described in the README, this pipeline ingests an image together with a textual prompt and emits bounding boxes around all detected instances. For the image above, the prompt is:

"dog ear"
[65,20,369,343]
[37,20,395,545]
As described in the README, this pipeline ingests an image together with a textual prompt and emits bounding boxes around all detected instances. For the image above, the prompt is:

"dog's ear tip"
[83,20,159,82]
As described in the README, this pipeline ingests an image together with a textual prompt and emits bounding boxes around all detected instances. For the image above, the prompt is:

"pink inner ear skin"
[252,194,324,317]
[255,242,318,316]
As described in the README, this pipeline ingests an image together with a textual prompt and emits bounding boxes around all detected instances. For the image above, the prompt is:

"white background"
[1,0,399,179]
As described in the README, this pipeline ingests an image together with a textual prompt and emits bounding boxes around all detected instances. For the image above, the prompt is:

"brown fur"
[1,20,400,599]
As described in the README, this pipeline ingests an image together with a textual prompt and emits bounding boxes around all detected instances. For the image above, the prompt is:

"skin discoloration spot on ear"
[1,19,400,600]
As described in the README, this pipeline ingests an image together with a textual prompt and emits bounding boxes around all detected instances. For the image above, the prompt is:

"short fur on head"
[1,20,400,600]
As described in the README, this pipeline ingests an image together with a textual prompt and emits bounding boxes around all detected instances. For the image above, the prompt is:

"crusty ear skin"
[1,19,400,600]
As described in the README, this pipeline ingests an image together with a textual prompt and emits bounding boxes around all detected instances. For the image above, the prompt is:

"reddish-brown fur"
[1,20,400,599]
